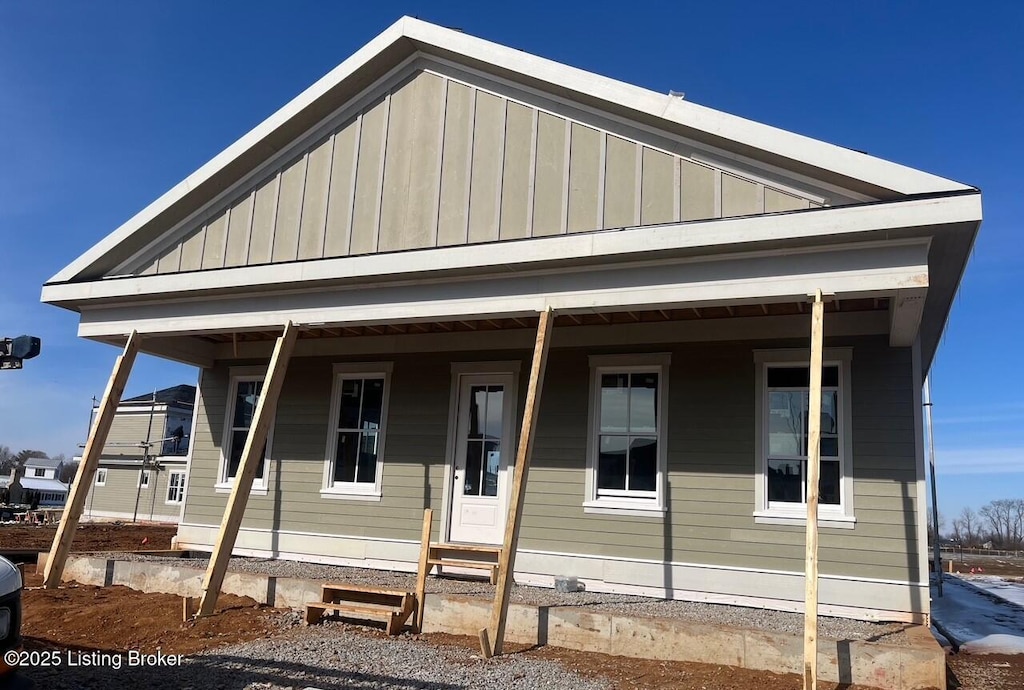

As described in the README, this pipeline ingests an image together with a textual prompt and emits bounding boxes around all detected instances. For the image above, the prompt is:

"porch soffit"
[45,17,974,287]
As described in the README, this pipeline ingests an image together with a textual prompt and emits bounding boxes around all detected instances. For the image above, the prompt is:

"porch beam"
[75,240,930,339]
[804,290,825,689]
[44,331,141,588]
[480,307,554,658]
[197,321,298,617]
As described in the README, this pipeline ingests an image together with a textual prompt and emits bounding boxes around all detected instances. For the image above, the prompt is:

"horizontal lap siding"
[182,335,919,583]
[87,464,180,520]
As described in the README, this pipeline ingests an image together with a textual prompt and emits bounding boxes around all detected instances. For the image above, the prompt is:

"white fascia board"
[75,241,929,338]
[400,17,971,197]
[48,17,971,285]
[42,193,977,307]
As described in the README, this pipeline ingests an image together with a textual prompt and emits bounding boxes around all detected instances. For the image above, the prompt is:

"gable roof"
[122,384,196,407]
[46,16,972,286]
[24,456,64,469]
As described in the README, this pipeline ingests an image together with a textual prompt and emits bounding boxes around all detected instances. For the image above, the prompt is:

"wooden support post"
[197,321,298,617]
[803,290,825,690]
[44,331,141,589]
[480,307,553,658]
[414,508,433,633]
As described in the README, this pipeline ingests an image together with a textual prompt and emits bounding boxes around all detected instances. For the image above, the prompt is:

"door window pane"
[464,440,483,495]
[483,440,500,497]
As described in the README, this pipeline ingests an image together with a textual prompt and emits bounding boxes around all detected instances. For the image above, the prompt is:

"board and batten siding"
[181,334,920,584]
[86,463,182,522]
[132,66,825,276]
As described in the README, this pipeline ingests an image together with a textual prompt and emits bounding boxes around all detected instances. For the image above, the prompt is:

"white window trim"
[138,469,152,489]
[94,468,107,487]
[33,468,46,477]
[753,348,855,529]
[320,362,393,501]
[584,353,671,517]
[166,469,186,505]
[216,366,274,496]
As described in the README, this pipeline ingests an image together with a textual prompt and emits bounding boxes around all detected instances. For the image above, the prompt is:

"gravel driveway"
[16,621,610,690]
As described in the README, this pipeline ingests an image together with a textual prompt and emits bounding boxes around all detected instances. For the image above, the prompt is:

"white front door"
[448,373,516,544]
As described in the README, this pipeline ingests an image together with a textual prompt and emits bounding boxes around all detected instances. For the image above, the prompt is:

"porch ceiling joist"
[74,240,929,340]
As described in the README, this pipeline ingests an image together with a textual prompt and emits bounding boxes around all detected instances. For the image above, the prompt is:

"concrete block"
[742,628,803,675]
[272,577,321,609]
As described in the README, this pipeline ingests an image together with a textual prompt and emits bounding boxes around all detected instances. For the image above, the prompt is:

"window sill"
[320,488,382,502]
[753,510,856,529]
[583,499,666,518]
[214,482,269,496]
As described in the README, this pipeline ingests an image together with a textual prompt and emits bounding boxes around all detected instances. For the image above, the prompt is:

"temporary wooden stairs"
[426,542,502,584]
[304,583,415,635]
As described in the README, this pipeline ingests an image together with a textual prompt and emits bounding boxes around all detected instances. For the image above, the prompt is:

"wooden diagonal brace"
[197,321,298,616]
[481,307,554,658]
[44,331,141,588]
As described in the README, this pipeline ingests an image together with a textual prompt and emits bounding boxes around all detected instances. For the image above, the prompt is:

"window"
[138,469,151,488]
[95,468,107,486]
[322,363,392,499]
[584,354,670,516]
[754,349,854,528]
[33,468,45,477]
[218,371,273,493]
[166,470,186,504]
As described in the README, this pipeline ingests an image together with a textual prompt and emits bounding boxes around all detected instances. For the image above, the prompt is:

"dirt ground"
[944,555,1024,578]
[20,573,282,656]
[0,523,177,553]
[947,652,1024,689]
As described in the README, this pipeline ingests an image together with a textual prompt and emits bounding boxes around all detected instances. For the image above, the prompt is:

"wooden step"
[305,583,416,634]
[427,543,502,584]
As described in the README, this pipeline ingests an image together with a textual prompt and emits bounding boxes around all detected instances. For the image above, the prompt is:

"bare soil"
[947,651,1024,689]
[945,556,1024,578]
[21,573,282,656]
[0,523,177,553]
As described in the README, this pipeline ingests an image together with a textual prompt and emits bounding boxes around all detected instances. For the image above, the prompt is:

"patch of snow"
[961,633,1024,655]
[932,575,1024,655]
[959,574,1024,608]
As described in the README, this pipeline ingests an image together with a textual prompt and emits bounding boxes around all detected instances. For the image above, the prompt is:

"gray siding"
[182,334,920,583]
[130,65,829,277]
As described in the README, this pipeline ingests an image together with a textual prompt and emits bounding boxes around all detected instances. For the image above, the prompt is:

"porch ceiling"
[195,297,887,344]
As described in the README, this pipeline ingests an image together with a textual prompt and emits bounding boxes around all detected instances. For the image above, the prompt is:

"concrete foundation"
[60,555,945,690]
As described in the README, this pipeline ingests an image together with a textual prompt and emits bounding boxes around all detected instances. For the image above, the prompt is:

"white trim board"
[47,17,972,284]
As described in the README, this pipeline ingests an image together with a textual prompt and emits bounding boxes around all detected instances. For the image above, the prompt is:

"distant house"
[80,384,195,522]
[1,457,69,507]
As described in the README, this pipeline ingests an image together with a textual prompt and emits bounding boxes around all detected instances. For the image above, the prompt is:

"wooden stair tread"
[321,582,412,598]
[427,557,499,570]
[430,543,502,554]
[307,600,405,616]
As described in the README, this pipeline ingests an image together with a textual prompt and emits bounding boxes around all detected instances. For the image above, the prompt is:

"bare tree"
[953,506,979,546]
[0,445,12,473]
[980,499,1020,548]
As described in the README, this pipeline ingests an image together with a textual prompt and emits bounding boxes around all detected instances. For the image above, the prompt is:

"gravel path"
[102,552,911,645]
[19,620,611,690]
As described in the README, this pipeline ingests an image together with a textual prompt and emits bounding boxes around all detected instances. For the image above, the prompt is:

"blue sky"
[0,2,1020,523]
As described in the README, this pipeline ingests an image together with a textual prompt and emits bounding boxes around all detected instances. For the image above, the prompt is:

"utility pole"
[132,390,158,523]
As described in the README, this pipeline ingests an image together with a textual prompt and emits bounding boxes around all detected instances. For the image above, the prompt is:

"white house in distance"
[42,18,981,623]
[1,457,69,507]
[80,384,195,522]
